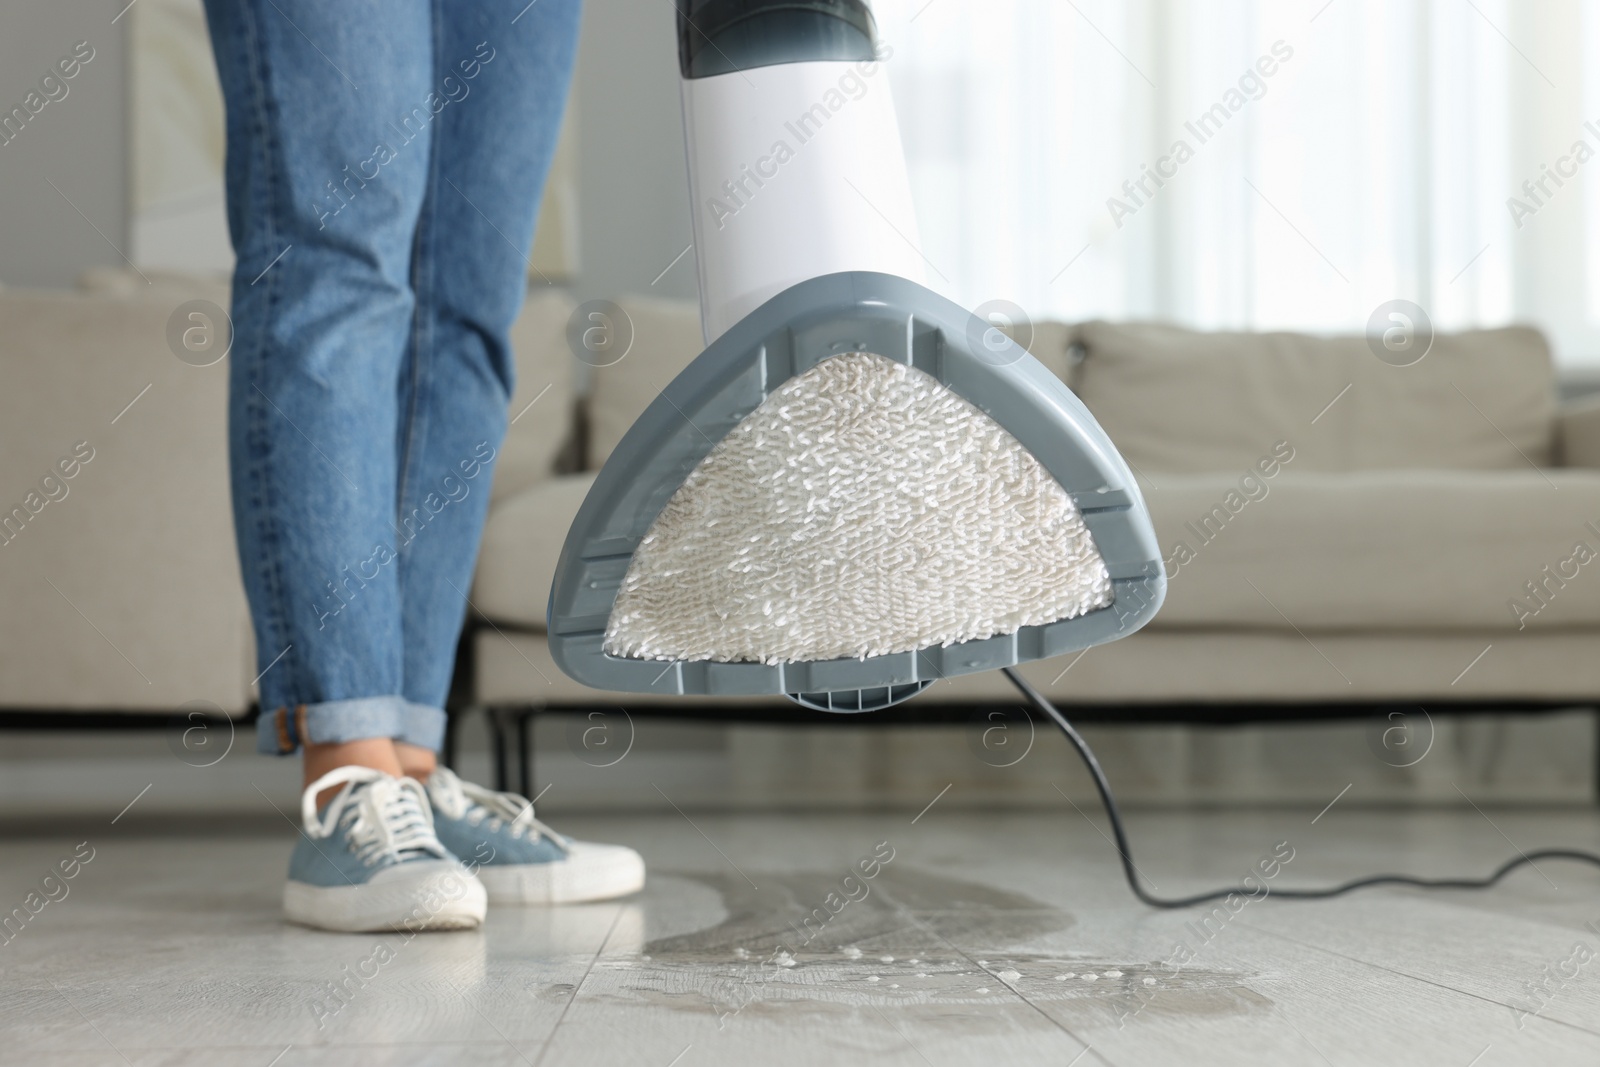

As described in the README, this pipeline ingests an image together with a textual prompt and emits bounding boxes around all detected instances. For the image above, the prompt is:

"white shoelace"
[302,766,450,868]
[426,766,566,847]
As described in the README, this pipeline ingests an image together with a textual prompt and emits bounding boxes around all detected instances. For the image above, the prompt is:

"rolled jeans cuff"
[257,696,447,756]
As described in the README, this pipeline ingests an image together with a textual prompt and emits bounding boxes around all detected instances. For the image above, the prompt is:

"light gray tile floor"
[3,804,1600,1066]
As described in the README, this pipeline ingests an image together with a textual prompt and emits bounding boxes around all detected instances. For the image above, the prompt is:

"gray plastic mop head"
[547,272,1164,711]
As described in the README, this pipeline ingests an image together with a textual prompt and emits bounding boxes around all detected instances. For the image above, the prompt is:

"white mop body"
[603,351,1112,664]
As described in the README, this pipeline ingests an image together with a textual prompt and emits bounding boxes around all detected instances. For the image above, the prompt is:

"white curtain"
[872,0,1600,365]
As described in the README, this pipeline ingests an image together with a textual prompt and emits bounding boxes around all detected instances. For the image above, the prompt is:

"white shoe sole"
[284,860,487,933]
[475,842,646,905]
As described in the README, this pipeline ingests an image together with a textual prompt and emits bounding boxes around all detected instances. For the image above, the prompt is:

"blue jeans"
[203,0,581,756]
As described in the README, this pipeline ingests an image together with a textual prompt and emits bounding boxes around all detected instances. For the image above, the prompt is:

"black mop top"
[676,0,879,78]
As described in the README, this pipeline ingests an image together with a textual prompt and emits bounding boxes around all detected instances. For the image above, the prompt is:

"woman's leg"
[206,0,495,933]
[378,1,642,904]
[204,0,436,769]
[388,0,583,775]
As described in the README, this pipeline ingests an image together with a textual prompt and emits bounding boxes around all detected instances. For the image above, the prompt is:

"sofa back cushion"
[586,300,1082,469]
[77,269,577,502]
[1019,320,1076,388]
[493,287,577,501]
[1071,321,1556,472]
[587,296,710,468]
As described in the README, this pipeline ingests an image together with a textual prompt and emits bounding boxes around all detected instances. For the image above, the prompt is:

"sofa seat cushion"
[1073,321,1556,473]
[475,469,1600,637]
[1147,469,1600,631]
[474,472,597,628]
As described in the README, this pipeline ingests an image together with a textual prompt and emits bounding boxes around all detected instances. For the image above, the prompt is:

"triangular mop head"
[548,272,1163,711]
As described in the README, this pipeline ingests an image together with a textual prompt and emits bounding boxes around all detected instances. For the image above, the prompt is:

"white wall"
[570,0,697,304]
[0,2,128,288]
[0,0,694,305]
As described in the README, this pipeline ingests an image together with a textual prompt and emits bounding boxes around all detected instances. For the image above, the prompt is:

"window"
[873,0,1600,364]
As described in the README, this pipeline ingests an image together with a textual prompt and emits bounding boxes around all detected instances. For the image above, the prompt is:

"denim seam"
[396,0,448,534]
[237,0,300,712]
[392,0,445,704]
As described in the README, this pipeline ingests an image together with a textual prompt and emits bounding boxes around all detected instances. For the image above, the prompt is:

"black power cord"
[1002,667,1600,907]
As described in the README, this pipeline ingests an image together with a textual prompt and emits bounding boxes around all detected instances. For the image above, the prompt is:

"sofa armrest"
[1556,394,1600,467]
[0,288,253,712]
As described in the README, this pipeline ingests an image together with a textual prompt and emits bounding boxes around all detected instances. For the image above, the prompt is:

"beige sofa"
[0,275,571,718]
[5,277,1600,731]
[471,296,1600,716]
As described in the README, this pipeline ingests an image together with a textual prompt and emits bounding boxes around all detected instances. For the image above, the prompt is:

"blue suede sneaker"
[424,767,645,905]
[283,766,487,933]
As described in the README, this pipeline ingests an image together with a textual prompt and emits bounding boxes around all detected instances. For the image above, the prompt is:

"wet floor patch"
[643,865,1073,958]
[570,867,1270,1026]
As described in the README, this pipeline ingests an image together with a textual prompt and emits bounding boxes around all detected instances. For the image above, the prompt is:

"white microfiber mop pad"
[603,351,1112,664]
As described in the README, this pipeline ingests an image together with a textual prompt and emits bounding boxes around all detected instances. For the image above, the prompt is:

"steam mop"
[548,0,1164,711]
[546,0,1600,906]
